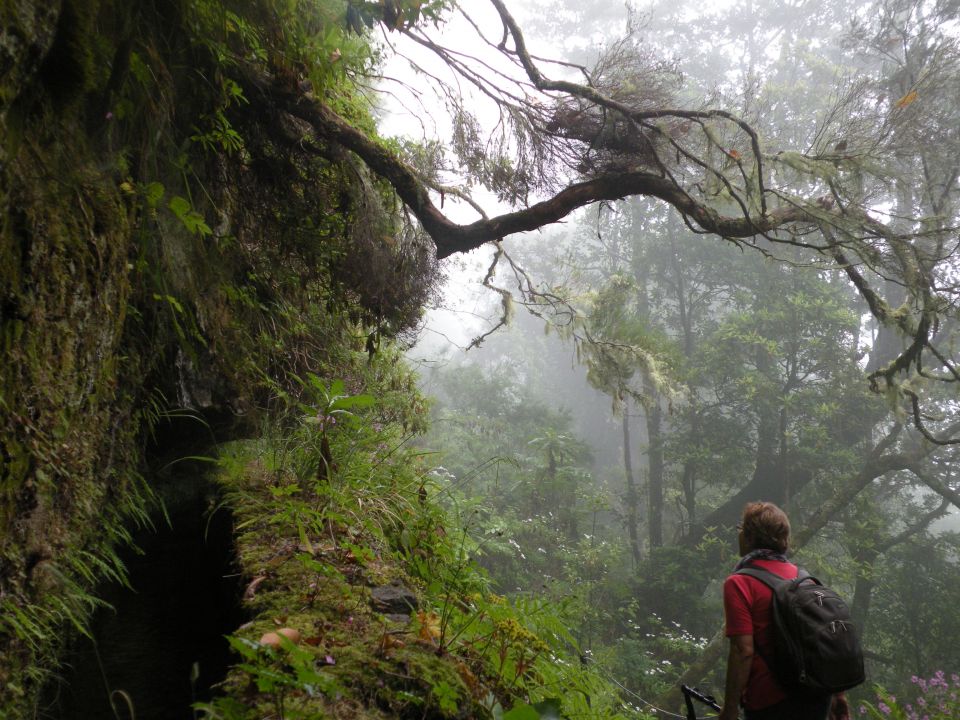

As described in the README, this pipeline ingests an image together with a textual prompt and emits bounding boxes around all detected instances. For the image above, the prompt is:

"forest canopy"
[244,0,960,438]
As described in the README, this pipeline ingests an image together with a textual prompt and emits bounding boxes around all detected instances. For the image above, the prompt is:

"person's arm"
[830,693,850,720]
[719,634,753,720]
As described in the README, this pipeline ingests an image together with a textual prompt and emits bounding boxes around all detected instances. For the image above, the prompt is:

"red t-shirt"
[723,558,799,711]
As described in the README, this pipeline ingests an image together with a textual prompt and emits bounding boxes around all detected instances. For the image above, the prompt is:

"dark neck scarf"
[734,548,789,571]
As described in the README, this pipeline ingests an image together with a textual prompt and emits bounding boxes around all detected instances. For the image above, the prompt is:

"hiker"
[719,501,852,720]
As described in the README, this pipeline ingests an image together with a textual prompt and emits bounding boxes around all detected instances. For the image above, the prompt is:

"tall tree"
[235,0,960,426]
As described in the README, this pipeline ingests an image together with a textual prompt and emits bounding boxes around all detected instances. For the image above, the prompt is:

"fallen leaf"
[378,632,405,655]
[417,610,442,643]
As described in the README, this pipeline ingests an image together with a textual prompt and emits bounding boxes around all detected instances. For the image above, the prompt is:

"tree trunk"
[645,381,664,549]
[680,428,697,531]
[865,175,911,374]
[622,400,642,568]
[778,402,790,504]
[672,245,699,531]
[850,559,876,636]
[865,279,907,374]
[680,349,791,548]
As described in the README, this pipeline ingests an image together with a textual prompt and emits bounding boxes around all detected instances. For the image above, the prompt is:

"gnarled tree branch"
[253,75,819,258]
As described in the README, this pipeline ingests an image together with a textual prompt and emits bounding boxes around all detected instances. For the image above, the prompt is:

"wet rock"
[370,583,417,614]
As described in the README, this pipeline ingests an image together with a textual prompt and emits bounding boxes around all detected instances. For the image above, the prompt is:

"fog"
[388,0,960,715]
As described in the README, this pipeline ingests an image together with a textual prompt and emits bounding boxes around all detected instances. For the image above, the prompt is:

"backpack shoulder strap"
[730,567,785,677]
[734,566,785,589]
[735,565,818,588]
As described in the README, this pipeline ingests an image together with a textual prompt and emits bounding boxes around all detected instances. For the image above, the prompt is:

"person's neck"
[734,548,788,570]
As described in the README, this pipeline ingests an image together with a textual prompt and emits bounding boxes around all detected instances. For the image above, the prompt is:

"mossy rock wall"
[0,0,436,713]
[1,126,133,570]
[0,0,59,154]
[0,1,142,706]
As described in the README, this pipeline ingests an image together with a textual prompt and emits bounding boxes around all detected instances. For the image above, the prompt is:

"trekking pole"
[680,684,721,720]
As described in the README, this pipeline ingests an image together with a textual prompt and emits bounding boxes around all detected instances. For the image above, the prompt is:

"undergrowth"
[0,467,158,708]
[199,363,642,720]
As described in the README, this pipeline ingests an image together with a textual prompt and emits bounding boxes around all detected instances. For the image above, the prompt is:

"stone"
[370,583,417,614]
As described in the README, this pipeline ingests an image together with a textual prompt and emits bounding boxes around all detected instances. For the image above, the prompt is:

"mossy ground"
[206,432,485,720]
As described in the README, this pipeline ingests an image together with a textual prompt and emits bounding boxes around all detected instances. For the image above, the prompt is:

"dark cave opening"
[41,420,247,720]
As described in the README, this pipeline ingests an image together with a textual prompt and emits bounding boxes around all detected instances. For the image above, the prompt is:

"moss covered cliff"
[0,0,438,713]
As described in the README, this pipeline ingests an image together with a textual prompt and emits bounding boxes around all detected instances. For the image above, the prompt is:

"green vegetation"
[199,363,634,719]
[1,1,635,716]
[2,0,960,717]
[860,673,960,720]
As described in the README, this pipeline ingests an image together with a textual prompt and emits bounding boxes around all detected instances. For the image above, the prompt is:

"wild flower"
[860,672,960,720]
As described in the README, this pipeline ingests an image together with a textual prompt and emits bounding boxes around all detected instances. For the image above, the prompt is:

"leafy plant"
[300,375,375,429]
[196,635,340,719]
[191,109,245,155]
[168,196,213,238]
[860,673,960,720]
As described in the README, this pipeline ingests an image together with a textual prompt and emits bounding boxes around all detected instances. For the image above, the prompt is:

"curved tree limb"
[878,497,952,552]
[239,5,959,436]
[904,389,960,445]
[487,0,769,215]
[256,77,818,258]
[908,464,960,510]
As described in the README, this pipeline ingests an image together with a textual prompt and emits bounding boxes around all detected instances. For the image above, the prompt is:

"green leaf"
[143,182,165,208]
[503,704,541,720]
[432,681,460,715]
[532,699,563,720]
[168,195,191,219]
[226,635,260,660]
[168,195,212,237]
[153,293,185,314]
[329,393,374,411]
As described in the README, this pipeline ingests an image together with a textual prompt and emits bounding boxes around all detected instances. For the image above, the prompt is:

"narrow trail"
[42,479,244,720]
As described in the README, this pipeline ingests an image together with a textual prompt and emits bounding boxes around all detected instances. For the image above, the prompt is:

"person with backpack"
[718,501,860,720]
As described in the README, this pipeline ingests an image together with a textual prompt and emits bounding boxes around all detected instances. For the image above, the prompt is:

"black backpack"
[735,565,865,694]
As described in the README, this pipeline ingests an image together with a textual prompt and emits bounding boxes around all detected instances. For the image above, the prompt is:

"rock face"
[0,1,61,161]
[0,1,432,712]
[1,0,143,705]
